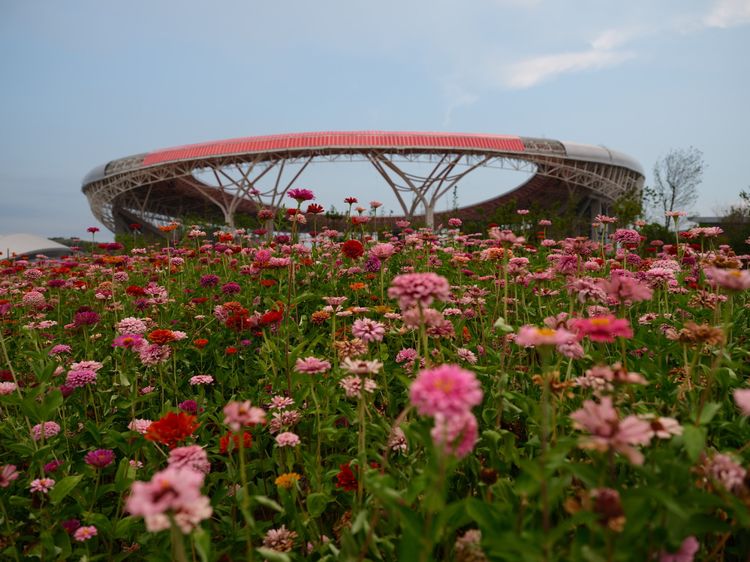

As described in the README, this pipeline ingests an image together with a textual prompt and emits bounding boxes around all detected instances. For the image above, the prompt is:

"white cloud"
[442,83,479,126]
[503,49,634,89]
[590,27,645,50]
[704,0,750,28]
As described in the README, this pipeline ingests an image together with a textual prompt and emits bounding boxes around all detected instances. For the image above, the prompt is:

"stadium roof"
[0,233,72,260]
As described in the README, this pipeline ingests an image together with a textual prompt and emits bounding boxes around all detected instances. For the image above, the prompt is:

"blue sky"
[1,0,749,239]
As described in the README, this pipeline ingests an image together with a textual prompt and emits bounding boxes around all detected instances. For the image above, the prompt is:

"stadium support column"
[368,153,491,229]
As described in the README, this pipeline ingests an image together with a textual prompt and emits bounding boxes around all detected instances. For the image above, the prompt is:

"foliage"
[1,202,750,561]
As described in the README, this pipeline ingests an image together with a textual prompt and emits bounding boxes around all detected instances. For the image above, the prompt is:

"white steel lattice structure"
[81,131,644,234]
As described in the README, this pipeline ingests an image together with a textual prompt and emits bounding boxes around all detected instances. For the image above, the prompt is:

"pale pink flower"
[0,382,17,395]
[30,478,55,493]
[268,396,295,410]
[31,421,61,441]
[0,465,19,488]
[733,389,750,416]
[340,357,383,374]
[126,467,212,534]
[263,524,298,552]
[570,397,652,465]
[388,272,451,310]
[351,318,386,342]
[339,376,377,398]
[410,364,483,417]
[456,348,477,364]
[294,356,332,374]
[74,526,98,542]
[705,453,746,492]
[704,267,750,291]
[515,325,576,347]
[659,536,699,562]
[223,400,266,432]
[168,445,211,474]
[275,432,301,448]
[370,243,396,260]
[640,415,683,439]
[189,375,214,385]
[431,412,478,459]
[128,419,152,434]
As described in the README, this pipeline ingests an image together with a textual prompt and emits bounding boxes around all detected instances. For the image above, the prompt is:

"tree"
[644,147,704,227]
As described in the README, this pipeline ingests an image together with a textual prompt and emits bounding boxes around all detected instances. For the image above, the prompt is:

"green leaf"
[252,495,284,513]
[255,547,291,562]
[193,527,212,562]
[682,425,707,461]
[113,516,139,539]
[114,457,136,492]
[694,402,721,425]
[49,474,83,504]
[307,492,329,518]
[39,389,63,420]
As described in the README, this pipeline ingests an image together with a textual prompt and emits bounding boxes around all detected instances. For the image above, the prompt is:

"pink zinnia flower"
[570,315,633,343]
[112,333,144,348]
[65,368,98,388]
[30,478,55,493]
[275,432,301,447]
[570,397,652,465]
[733,388,750,416]
[659,536,699,562]
[0,382,17,395]
[351,318,386,342]
[223,400,266,432]
[339,376,377,398]
[0,465,19,488]
[31,421,61,441]
[388,272,451,310]
[168,445,211,474]
[704,267,750,291]
[128,419,152,434]
[431,412,478,459]
[126,467,212,534]
[294,356,332,374]
[410,364,483,417]
[189,375,214,385]
[74,526,98,542]
[287,188,315,202]
[515,325,576,347]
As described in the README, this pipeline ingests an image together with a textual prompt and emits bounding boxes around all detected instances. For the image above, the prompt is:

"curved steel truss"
[82,132,644,234]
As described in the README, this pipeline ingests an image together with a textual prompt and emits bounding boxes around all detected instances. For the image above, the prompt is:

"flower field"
[1,202,749,561]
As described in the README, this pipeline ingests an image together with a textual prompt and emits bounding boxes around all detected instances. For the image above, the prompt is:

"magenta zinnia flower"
[410,364,483,417]
[85,449,115,468]
[287,188,315,202]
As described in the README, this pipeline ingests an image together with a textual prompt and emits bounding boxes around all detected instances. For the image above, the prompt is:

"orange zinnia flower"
[145,411,200,449]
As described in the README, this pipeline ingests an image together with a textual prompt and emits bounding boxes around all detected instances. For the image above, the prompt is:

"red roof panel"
[142,131,525,166]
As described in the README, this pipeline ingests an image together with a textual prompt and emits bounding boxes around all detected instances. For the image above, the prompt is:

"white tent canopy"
[0,233,72,260]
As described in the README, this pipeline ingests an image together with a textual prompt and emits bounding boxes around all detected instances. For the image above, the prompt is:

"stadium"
[81,131,645,236]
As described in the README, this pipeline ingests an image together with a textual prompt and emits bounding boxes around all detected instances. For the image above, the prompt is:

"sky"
[1,0,749,240]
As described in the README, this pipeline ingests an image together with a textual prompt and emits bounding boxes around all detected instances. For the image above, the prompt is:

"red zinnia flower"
[125,285,147,297]
[145,412,200,449]
[260,279,277,287]
[260,307,283,326]
[147,329,177,345]
[306,203,324,214]
[341,240,364,259]
[335,462,358,492]
[219,431,253,454]
[225,346,238,355]
[193,338,209,349]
